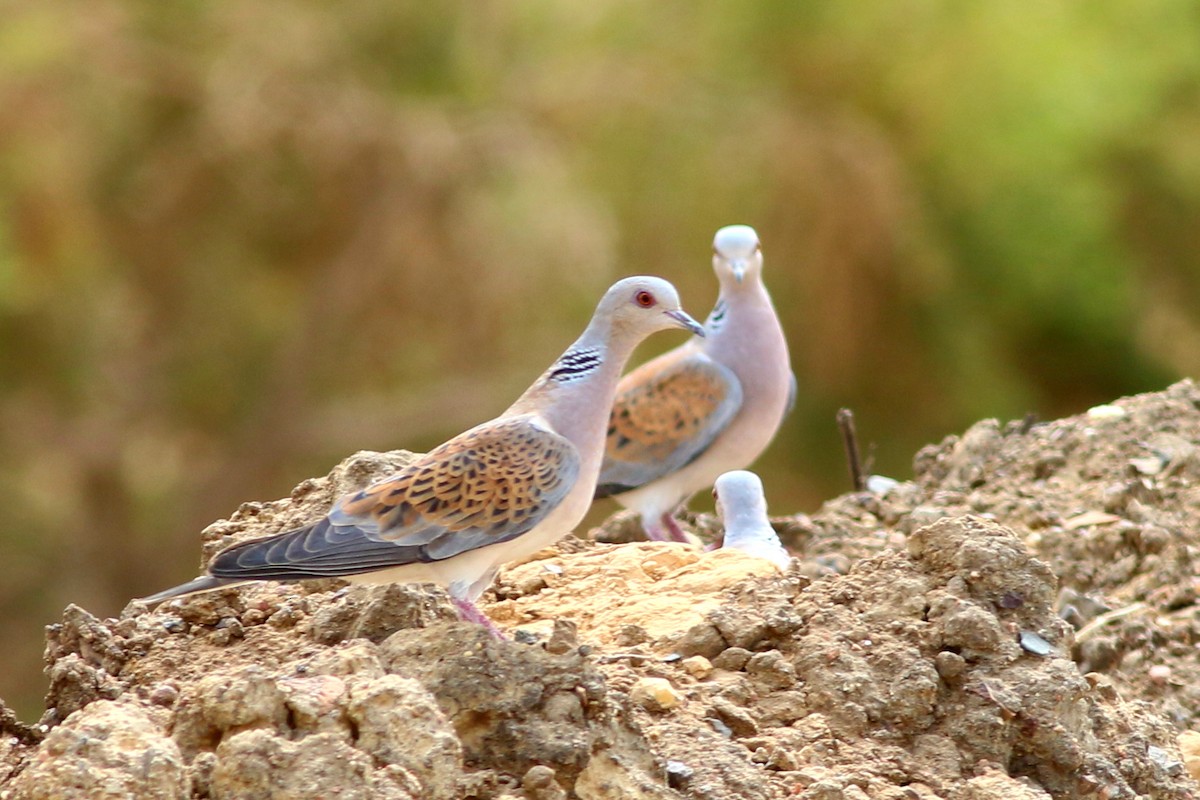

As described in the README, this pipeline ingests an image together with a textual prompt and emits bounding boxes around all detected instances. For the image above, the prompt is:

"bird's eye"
[754,243,762,253]
[635,290,656,308]
[712,488,719,500]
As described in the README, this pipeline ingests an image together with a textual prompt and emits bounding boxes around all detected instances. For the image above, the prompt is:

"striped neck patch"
[705,298,728,332]
[549,347,603,383]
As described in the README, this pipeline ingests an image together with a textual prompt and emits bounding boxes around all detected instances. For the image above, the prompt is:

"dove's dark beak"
[665,308,705,337]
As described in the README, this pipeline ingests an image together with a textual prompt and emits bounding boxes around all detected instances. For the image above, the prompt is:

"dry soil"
[4,382,1200,799]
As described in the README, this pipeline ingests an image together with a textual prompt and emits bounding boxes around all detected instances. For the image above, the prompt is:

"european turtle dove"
[142,277,704,631]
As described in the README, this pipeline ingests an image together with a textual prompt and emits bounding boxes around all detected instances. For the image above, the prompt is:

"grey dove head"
[713,469,769,522]
[712,225,762,285]
[600,276,705,339]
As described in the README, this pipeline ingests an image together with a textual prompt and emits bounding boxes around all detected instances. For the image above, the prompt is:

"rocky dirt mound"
[784,379,1200,740]
[3,383,1200,799]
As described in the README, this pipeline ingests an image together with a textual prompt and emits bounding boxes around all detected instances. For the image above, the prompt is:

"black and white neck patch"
[549,347,603,383]
[705,298,728,332]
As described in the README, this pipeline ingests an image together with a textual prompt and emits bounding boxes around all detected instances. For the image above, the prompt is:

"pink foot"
[451,596,506,639]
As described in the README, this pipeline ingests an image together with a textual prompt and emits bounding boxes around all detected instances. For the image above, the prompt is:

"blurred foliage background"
[2,0,1198,716]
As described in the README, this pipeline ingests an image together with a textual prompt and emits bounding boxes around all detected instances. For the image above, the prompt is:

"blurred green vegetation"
[2,0,1198,717]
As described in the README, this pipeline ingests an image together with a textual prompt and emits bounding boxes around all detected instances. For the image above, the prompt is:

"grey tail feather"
[138,575,246,605]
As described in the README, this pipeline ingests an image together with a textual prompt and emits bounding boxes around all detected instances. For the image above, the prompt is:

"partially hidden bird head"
[712,225,762,286]
[713,469,769,522]
[600,276,705,339]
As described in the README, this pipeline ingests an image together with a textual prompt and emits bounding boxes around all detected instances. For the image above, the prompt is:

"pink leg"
[659,512,693,544]
[451,596,506,640]
[643,516,672,542]
[704,529,726,552]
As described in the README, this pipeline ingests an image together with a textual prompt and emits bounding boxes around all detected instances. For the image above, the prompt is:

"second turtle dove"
[595,225,794,542]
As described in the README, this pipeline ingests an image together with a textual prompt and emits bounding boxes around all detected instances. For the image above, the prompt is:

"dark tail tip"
[594,483,634,500]
[138,575,242,605]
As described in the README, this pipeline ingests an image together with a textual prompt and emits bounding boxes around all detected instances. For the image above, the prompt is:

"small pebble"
[712,647,752,672]
[707,717,733,738]
[148,682,179,707]
[1129,456,1165,476]
[1018,630,1055,657]
[630,677,683,711]
[614,624,650,647]
[998,592,1024,609]
[513,629,541,645]
[211,617,245,646]
[1149,664,1172,686]
[544,619,578,655]
[522,765,567,800]
[866,475,900,494]
[1087,404,1126,420]
[267,605,302,629]
[676,623,726,659]
[1178,730,1200,780]
[709,697,759,737]
[1147,744,1184,776]
[665,760,693,789]
[935,651,966,680]
[681,655,713,679]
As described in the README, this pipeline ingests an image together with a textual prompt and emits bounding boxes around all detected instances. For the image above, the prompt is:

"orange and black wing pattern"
[595,351,741,497]
[208,417,580,580]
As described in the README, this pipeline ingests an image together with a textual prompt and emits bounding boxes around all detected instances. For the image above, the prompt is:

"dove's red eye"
[635,291,656,308]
